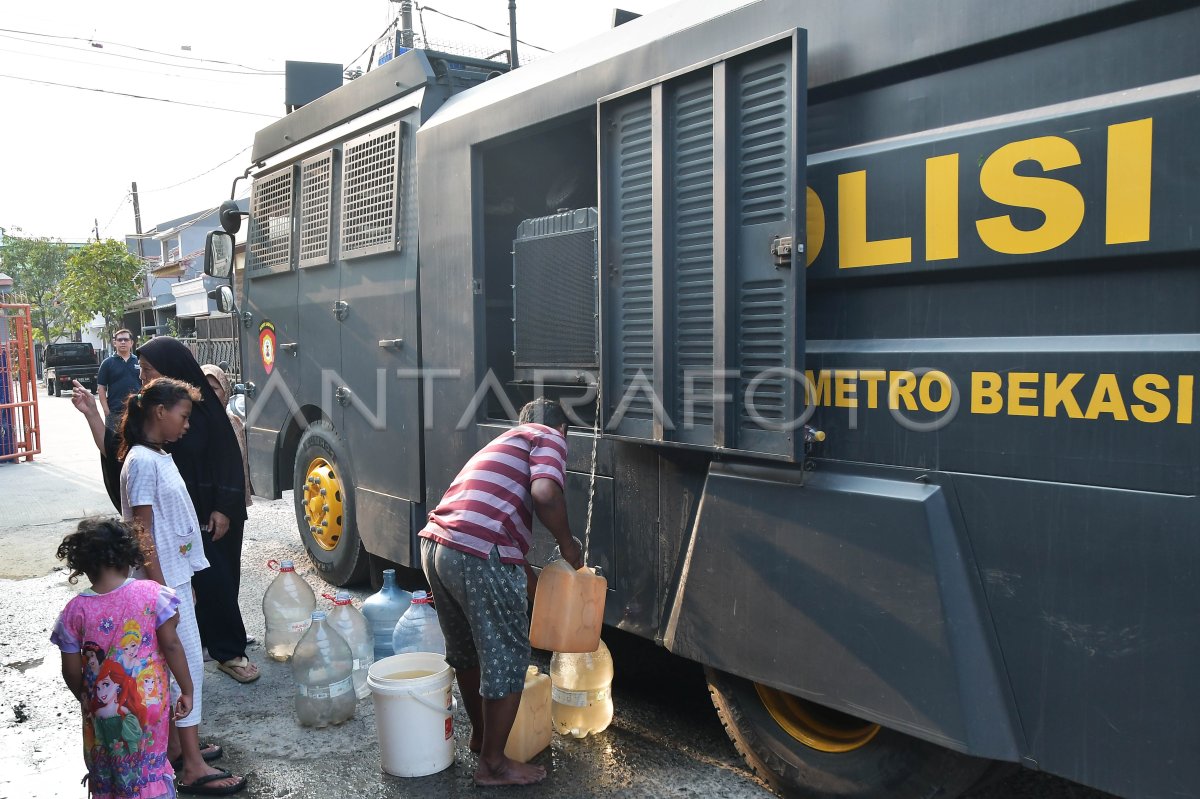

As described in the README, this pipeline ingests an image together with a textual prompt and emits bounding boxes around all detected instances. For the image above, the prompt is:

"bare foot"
[469,730,482,754]
[474,757,546,786]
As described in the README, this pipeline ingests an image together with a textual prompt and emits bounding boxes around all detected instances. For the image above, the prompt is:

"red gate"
[0,303,41,462]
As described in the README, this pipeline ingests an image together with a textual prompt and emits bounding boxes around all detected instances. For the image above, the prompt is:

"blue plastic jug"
[391,591,446,656]
[361,569,412,661]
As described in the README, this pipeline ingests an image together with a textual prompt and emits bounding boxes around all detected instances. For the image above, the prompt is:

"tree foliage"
[0,228,74,343]
[62,239,145,340]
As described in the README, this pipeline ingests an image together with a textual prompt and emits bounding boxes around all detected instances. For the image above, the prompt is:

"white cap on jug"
[280,560,296,571]
[334,592,351,605]
[411,590,431,604]
[311,610,326,622]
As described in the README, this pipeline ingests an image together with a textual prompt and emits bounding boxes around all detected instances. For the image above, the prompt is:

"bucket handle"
[401,689,458,716]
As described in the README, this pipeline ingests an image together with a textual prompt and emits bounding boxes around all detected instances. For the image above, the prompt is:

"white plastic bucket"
[367,652,457,777]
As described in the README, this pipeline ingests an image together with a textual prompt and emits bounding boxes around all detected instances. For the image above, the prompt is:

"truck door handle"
[378,338,404,350]
[279,343,298,354]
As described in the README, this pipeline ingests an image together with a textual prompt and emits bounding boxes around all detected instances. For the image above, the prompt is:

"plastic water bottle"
[391,591,446,656]
[291,611,356,728]
[263,560,316,661]
[550,638,614,738]
[361,569,412,662]
[323,592,373,700]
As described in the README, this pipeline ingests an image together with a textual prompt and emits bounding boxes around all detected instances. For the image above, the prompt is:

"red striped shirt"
[419,424,567,564]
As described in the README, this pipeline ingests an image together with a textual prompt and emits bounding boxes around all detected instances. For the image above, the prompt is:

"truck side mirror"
[204,231,235,279]
[219,199,246,235]
[214,285,236,313]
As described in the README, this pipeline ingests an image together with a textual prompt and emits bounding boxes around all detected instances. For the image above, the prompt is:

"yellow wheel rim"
[302,457,344,552]
[755,683,881,753]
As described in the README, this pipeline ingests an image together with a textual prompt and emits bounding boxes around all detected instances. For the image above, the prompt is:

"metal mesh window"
[247,167,294,275]
[341,122,402,259]
[299,151,334,267]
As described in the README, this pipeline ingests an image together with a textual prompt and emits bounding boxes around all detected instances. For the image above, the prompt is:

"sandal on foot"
[171,743,223,770]
[217,656,260,684]
[177,770,246,796]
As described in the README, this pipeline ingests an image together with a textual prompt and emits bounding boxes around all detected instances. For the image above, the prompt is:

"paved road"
[0,391,1115,798]
[0,387,115,579]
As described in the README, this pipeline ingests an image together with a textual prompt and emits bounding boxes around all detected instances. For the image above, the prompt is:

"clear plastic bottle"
[324,591,373,700]
[263,560,317,661]
[292,611,356,728]
[550,638,613,738]
[391,591,446,656]
[361,569,412,662]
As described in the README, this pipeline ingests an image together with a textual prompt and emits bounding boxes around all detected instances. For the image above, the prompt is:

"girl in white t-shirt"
[119,377,246,794]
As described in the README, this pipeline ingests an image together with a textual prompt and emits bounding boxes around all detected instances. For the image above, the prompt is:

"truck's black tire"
[705,667,994,799]
[48,377,57,397]
[292,421,369,586]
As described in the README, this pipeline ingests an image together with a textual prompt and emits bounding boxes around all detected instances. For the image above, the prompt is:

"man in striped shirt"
[420,398,583,786]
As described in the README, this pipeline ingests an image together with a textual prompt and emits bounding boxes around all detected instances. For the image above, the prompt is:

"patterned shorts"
[420,537,530,699]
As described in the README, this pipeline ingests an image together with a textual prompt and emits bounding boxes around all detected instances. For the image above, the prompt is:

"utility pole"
[93,219,100,241]
[131,182,144,259]
[131,181,149,333]
[509,0,519,68]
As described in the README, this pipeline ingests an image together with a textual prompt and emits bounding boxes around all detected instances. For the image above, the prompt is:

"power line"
[419,5,552,53]
[100,194,132,237]
[345,18,399,69]
[0,32,283,76]
[0,26,282,73]
[126,207,221,240]
[141,147,253,193]
[0,44,263,88]
[0,73,277,118]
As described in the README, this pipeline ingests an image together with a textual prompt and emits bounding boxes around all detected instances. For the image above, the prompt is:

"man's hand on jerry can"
[560,536,584,570]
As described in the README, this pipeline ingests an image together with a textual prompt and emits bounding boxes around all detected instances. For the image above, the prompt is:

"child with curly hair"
[51,518,193,798]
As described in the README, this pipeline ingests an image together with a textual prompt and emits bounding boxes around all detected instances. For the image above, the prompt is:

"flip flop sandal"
[217,657,260,684]
[171,743,223,770]
[176,769,247,796]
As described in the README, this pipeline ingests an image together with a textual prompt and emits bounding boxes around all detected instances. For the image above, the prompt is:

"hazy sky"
[0,0,677,241]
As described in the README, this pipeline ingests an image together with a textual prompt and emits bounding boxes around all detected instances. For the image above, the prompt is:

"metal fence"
[184,337,241,383]
[0,303,41,463]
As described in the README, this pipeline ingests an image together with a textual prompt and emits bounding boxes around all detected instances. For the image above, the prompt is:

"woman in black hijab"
[133,337,259,684]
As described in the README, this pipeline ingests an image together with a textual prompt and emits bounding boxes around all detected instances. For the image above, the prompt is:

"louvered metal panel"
[600,30,805,459]
[341,122,402,260]
[247,166,294,277]
[733,51,794,455]
[299,150,334,268]
[608,97,656,436]
[669,77,716,441]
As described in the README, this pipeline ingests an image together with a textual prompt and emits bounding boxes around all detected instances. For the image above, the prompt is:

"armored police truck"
[206,1,1200,796]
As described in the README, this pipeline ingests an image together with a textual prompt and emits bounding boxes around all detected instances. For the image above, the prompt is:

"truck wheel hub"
[755,683,881,753]
[303,457,344,551]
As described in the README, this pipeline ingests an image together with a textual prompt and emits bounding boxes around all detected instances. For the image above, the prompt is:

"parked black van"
[43,342,98,396]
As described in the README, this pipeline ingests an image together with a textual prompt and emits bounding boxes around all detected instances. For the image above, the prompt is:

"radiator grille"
[614,100,655,421]
[513,210,598,370]
[247,167,293,275]
[299,151,333,267]
[671,80,715,429]
[341,122,401,259]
